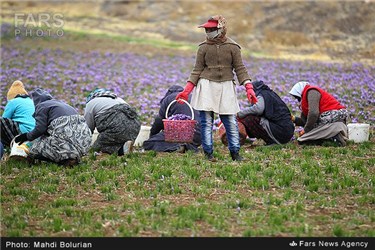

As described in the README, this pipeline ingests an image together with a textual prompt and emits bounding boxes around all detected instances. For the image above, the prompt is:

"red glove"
[176,81,195,104]
[245,83,258,104]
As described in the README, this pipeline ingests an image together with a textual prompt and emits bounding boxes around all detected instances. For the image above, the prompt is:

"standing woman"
[1,80,35,147]
[176,15,257,161]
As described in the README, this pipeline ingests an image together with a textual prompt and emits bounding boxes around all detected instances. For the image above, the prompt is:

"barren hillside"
[1,0,375,62]
[101,0,375,61]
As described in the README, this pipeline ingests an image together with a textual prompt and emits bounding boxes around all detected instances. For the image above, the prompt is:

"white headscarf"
[289,81,309,99]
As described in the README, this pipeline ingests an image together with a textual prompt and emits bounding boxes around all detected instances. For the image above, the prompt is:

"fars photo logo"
[14,12,64,37]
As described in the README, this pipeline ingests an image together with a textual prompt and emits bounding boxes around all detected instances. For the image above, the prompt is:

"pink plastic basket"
[163,99,197,143]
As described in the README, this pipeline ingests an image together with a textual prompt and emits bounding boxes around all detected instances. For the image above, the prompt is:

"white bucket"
[134,126,151,147]
[347,123,370,143]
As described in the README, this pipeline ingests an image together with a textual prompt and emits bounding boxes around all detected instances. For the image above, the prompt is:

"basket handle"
[165,99,194,120]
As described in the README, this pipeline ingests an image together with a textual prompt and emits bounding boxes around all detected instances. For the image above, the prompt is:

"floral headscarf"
[86,88,117,104]
[205,15,228,44]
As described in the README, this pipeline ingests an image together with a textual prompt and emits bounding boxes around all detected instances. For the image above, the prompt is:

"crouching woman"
[143,85,201,153]
[84,88,141,155]
[237,80,295,145]
[289,81,349,146]
[15,88,92,166]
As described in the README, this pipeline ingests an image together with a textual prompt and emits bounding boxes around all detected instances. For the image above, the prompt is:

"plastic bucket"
[347,123,370,143]
[134,126,151,147]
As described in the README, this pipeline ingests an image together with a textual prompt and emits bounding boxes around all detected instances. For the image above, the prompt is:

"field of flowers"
[1,23,374,126]
[1,22,374,238]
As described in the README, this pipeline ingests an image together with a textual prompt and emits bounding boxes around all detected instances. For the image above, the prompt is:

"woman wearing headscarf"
[237,80,295,145]
[143,85,201,153]
[84,88,141,155]
[1,80,35,147]
[175,15,257,161]
[289,81,349,146]
[15,88,92,166]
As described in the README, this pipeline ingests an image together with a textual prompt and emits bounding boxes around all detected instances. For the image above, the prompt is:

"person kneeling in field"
[143,85,201,153]
[237,80,295,145]
[84,88,141,155]
[289,81,349,146]
[1,80,35,150]
[15,88,92,166]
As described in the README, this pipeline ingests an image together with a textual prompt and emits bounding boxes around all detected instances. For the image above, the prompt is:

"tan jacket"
[188,38,251,85]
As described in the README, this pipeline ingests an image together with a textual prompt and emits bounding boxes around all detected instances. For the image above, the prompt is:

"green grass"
[0,20,282,61]
[67,29,196,51]
[1,140,374,237]
[0,20,196,52]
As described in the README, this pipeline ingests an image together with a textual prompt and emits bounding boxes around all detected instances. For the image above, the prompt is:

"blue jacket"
[26,88,78,141]
[2,95,35,133]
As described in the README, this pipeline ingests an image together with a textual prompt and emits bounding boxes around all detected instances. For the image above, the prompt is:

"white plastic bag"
[9,138,30,159]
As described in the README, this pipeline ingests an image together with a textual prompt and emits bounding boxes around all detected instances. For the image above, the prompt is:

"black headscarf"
[160,85,184,104]
[252,80,291,122]
[252,80,294,143]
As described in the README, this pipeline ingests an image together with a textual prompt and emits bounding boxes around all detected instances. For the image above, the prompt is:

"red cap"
[198,19,218,28]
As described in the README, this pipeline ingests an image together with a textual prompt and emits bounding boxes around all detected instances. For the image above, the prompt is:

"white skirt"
[191,78,240,115]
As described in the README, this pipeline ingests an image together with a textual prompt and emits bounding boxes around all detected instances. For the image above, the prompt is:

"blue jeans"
[0,141,4,159]
[199,111,240,155]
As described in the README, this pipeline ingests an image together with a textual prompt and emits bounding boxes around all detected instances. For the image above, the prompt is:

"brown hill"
[100,0,375,61]
[2,0,374,62]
